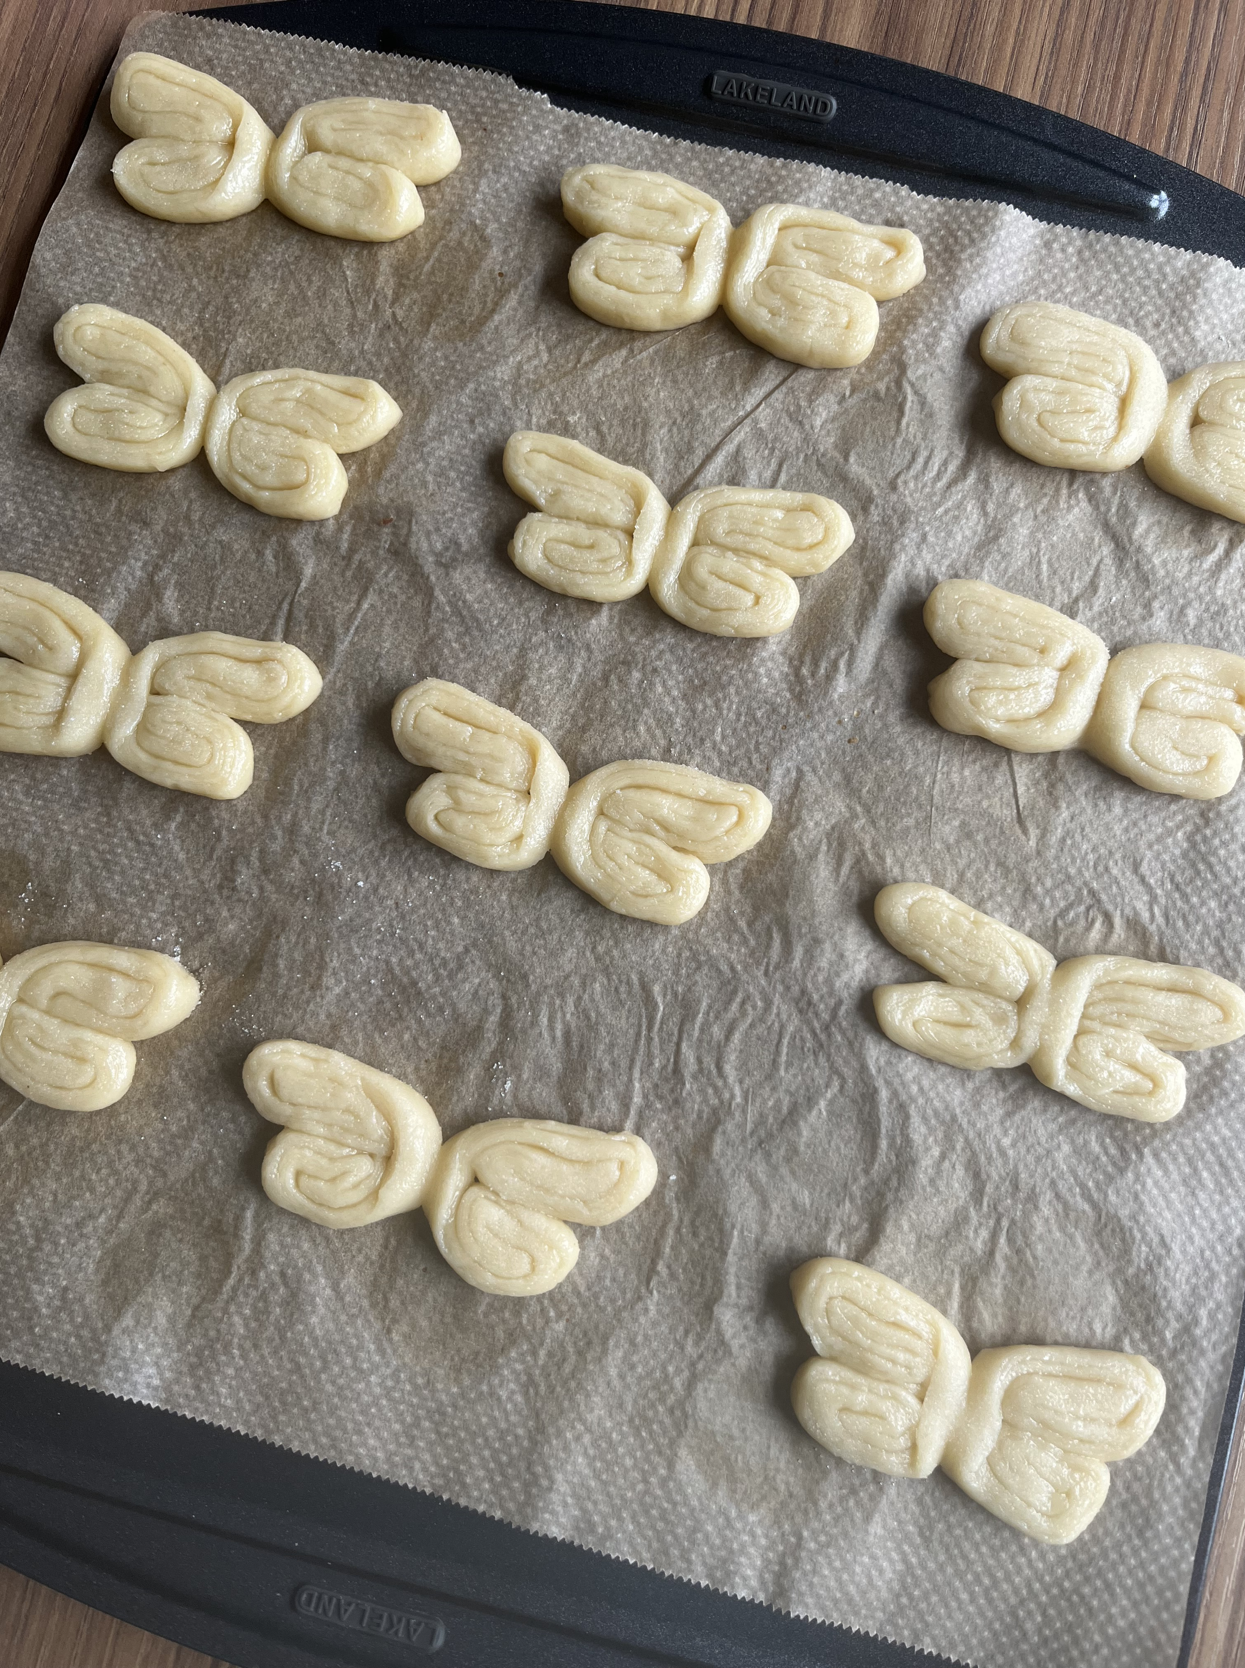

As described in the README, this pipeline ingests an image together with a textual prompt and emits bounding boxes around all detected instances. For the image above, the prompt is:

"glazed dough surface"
[724,204,924,368]
[874,882,1245,1120]
[422,1118,658,1295]
[45,305,217,473]
[551,759,773,924]
[0,941,199,1111]
[504,431,671,602]
[391,679,570,870]
[0,572,131,757]
[267,97,461,241]
[243,1040,443,1228]
[1144,361,1245,521]
[925,579,1109,753]
[110,52,274,223]
[103,632,322,799]
[790,1258,971,1479]
[980,302,1167,471]
[649,487,854,636]
[561,164,732,330]
[204,368,402,519]
[940,1345,1167,1544]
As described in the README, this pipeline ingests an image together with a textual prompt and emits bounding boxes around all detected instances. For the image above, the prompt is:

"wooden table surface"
[3,0,1245,1663]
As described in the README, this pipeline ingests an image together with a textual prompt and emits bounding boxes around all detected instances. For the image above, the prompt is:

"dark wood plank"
[0,0,1242,1664]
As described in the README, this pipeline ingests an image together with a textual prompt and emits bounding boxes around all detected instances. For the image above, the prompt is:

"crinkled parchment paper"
[3,13,1245,1667]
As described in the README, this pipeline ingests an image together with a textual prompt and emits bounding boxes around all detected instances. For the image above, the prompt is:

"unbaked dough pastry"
[503,432,671,602]
[724,204,925,368]
[104,632,322,799]
[551,760,772,924]
[0,572,131,756]
[927,580,1245,798]
[391,679,570,869]
[204,368,402,519]
[44,305,217,473]
[925,579,1109,753]
[873,881,1056,1072]
[0,940,199,1111]
[1082,643,1245,798]
[561,164,732,331]
[980,302,1167,471]
[874,881,1245,1121]
[790,1258,971,1479]
[649,487,854,636]
[243,1040,443,1228]
[267,97,461,241]
[1144,362,1245,521]
[422,1118,658,1295]
[790,1259,1167,1543]
[940,1344,1167,1544]
[1029,954,1245,1122]
[110,52,275,223]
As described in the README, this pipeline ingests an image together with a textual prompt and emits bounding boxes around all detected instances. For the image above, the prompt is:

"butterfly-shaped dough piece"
[876,884,1245,1120]
[267,97,461,241]
[104,631,322,799]
[422,1119,658,1296]
[0,572,131,757]
[724,204,924,368]
[874,883,1056,1071]
[980,302,1167,472]
[552,760,772,925]
[925,579,1110,753]
[940,1345,1167,1544]
[204,369,402,519]
[1031,954,1245,1122]
[503,431,671,602]
[790,1258,971,1479]
[561,165,732,331]
[110,52,274,223]
[391,679,570,870]
[243,1040,443,1228]
[44,305,217,473]
[1144,362,1245,522]
[649,487,854,637]
[0,941,199,1111]
[1082,643,1245,799]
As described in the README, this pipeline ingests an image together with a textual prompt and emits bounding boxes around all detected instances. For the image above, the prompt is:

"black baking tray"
[4,3,1245,1664]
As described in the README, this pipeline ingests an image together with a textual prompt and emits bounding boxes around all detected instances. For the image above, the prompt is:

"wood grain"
[1,1,1243,1664]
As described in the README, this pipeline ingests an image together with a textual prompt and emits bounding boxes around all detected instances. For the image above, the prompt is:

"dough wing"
[45,305,217,473]
[941,1345,1166,1543]
[0,571,132,756]
[204,369,402,519]
[1033,954,1245,1121]
[392,679,570,870]
[503,432,671,601]
[110,52,274,222]
[925,579,1109,752]
[551,760,773,924]
[243,1039,442,1228]
[649,487,853,638]
[104,632,322,799]
[422,1119,657,1296]
[790,1258,971,1479]
[0,941,199,1111]
[1084,643,1245,798]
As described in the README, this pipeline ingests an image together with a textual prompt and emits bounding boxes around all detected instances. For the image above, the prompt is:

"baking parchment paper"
[3,13,1245,1666]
